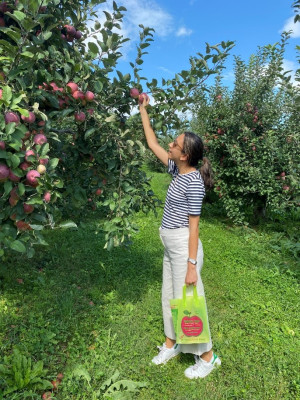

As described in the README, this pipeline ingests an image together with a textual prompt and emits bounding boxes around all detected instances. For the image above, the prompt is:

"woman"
[139,96,221,379]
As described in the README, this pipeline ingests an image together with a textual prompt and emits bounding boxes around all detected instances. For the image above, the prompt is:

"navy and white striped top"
[161,160,205,229]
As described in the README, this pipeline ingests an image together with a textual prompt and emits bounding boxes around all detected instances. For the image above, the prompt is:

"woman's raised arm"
[139,97,169,166]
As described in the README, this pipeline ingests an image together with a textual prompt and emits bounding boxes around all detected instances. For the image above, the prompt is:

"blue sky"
[95,0,299,88]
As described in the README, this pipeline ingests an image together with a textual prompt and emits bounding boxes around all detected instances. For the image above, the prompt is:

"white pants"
[159,227,213,356]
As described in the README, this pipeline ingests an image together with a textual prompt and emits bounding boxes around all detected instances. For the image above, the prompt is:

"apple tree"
[0,0,234,258]
[191,33,300,223]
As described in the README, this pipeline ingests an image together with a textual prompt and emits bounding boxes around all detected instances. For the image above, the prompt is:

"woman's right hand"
[139,95,150,110]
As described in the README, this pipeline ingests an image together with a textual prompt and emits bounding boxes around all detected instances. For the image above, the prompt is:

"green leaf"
[94,81,103,93]
[18,182,25,196]
[10,240,26,253]
[88,42,99,54]
[9,153,20,169]
[4,180,12,196]
[21,51,34,58]
[11,11,26,22]
[58,221,78,229]
[84,127,96,139]
[2,86,12,102]
[71,365,91,382]
[48,158,59,169]
[41,31,52,41]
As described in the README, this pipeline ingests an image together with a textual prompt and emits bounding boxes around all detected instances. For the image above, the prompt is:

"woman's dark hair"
[183,131,214,189]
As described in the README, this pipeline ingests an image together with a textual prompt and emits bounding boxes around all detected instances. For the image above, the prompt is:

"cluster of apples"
[37,81,95,120]
[130,88,149,104]
[0,110,52,221]
[66,82,95,122]
[61,24,82,42]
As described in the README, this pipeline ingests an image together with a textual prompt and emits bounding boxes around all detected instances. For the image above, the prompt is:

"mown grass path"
[0,171,299,399]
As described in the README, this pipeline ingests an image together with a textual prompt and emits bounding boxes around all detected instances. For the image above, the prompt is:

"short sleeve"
[167,159,178,177]
[186,178,205,215]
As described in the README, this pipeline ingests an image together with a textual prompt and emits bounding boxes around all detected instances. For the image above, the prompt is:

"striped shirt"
[161,160,206,229]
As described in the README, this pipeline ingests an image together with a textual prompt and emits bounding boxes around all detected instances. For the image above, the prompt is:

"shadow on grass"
[0,213,164,355]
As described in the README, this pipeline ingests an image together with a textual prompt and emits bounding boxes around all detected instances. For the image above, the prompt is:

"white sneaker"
[151,343,181,365]
[184,353,221,379]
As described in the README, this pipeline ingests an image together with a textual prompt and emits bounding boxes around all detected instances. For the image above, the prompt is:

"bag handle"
[182,285,199,306]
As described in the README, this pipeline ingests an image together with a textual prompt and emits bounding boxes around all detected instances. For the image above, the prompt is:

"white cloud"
[85,0,173,60]
[223,70,235,82]
[123,0,173,38]
[280,16,300,38]
[176,26,193,37]
[158,66,174,75]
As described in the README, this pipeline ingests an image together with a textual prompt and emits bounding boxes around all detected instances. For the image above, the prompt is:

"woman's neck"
[177,162,196,175]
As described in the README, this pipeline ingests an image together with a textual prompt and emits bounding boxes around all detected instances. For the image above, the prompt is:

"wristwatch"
[187,258,197,265]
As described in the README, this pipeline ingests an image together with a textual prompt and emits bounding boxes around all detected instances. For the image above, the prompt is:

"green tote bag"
[170,285,210,344]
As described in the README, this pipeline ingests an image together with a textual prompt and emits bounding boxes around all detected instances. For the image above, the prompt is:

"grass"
[0,170,299,399]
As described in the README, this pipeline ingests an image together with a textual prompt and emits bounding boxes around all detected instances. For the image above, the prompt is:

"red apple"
[75,30,82,39]
[130,88,140,99]
[66,82,78,93]
[64,25,76,36]
[0,140,5,149]
[138,92,149,104]
[39,158,49,165]
[0,163,9,181]
[96,188,102,196]
[51,380,58,390]
[33,133,47,145]
[42,392,53,400]
[73,90,85,101]
[66,34,74,42]
[0,17,5,27]
[57,373,64,382]
[20,161,31,170]
[43,191,51,202]
[23,203,34,214]
[16,220,32,231]
[26,170,40,187]
[9,170,20,182]
[85,91,95,102]
[5,111,20,125]
[21,111,36,124]
[25,150,35,162]
[74,111,85,122]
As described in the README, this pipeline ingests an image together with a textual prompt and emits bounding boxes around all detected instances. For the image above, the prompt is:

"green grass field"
[0,171,299,399]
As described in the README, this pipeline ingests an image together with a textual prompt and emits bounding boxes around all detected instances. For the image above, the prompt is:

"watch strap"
[187,257,197,265]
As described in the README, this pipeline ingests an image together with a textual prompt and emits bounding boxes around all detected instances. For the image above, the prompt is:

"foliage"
[191,33,300,224]
[100,370,147,399]
[0,348,52,397]
[0,0,234,257]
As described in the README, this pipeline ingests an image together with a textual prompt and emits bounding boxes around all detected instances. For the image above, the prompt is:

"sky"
[94,0,300,89]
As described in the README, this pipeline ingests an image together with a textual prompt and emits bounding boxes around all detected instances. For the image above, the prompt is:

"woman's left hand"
[185,265,198,286]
